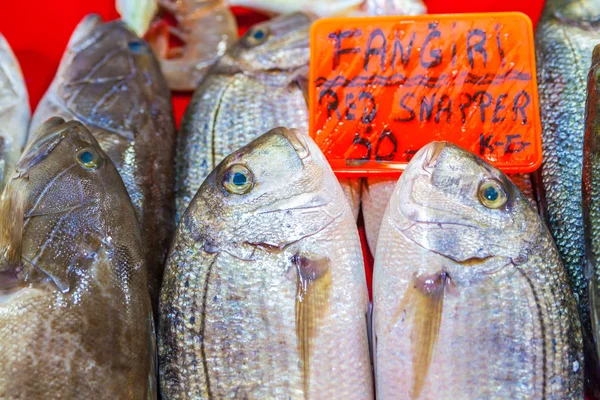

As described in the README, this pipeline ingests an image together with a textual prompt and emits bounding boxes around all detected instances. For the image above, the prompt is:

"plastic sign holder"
[309,13,541,177]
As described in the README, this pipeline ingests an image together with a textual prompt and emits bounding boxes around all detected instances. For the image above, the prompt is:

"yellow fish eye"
[478,179,507,209]
[75,147,102,170]
[223,164,254,195]
[243,26,271,47]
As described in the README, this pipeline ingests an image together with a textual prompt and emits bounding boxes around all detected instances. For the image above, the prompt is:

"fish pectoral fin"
[294,253,332,398]
[388,271,450,400]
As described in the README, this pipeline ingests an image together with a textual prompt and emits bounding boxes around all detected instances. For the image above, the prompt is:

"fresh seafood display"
[161,127,372,399]
[0,118,155,399]
[30,15,177,311]
[373,142,583,399]
[0,33,29,191]
[2,1,600,399]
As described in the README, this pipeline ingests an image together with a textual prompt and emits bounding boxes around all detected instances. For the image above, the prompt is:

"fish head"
[183,127,342,258]
[544,0,600,24]
[56,15,170,141]
[392,141,542,271]
[0,118,143,294]
[225,12,316,73]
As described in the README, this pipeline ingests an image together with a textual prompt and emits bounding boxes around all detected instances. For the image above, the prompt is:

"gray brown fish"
[160,127,373,399]
[0,118,155,399]
[145,0,238,91]
[175,12,361,222]
[373,142,583,399]
[536,0,600,390]
[0,33,29,190]
[30,14,177,310]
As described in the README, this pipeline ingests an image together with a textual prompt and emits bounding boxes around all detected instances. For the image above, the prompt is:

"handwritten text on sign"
[309,13,541,175]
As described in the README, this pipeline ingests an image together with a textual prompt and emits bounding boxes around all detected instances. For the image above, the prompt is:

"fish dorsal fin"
[294,253,332,399]
[388,271,450,400]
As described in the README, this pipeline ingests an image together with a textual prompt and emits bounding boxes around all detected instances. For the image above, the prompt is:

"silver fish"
[536,0,600,390]
[0,33,29,190]
[160,127,373,399]
[176,12,361,221]
[30,14,177,311]
[0,118,155,399]
[373,141,583,399]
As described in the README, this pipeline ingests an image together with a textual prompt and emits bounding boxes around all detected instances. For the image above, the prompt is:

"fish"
[373,141,583,399]
[0,33,30,190]
[145,0,238,91]
[30,14,177,313]
[228,0,427,17]
[582,43,600,395]
[535,0,600,390]
[116,0,159,36]
[175,12,361,221]
[0,118,155,399]
[160,127,373,399]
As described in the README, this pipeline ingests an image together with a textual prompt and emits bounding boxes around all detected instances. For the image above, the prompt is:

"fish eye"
[243,26,271,47]
[75,147,102,170]
[478,179,507,209]
[127,40,148,53]
[223,164,254,194]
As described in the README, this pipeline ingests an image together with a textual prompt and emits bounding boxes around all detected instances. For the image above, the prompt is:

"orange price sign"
[309,13,541,176]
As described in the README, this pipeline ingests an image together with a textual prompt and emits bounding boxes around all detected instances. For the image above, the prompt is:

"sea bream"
[29,15,177,311]
[535,0,600,390]
[0,118,155,399]
[160,127,373,399]
[373,142,583,399]
[176,12,362,221]
[0,33,29,190]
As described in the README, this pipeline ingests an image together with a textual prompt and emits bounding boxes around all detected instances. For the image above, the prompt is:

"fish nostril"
[423,142,446,170]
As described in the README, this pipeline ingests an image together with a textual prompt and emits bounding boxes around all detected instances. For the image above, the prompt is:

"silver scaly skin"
[536,0,600,389]
[160,127,373,399]
[175,12,361,221]
[0,33,29,191]
[29,14,177,311]
[373,142,583,399]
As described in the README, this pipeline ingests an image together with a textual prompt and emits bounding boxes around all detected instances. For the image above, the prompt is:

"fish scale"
[535,0,600,370]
